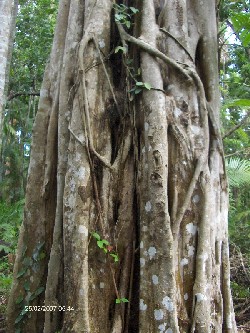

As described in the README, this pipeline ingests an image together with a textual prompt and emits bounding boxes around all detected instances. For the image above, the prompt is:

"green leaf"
[135,88,142,94]
[92,232,101,240]
[34,286,45,296]
[29,286,45,301]
[120,298,129,303]
[130,7,139,14]
[22,245,27,257]
[136,82,144,86]
[17,267,27,278]
[110,253,119,262]
[224,99,250,108]
[36,241,45,251]
[125,20,131,29]
[115,13,122,21]
[39,251,46,260]
[97,240,104,248]
[144,82,152,90]
[16,295,24,304]
[23,257,32,267]
[15,312,25,324]
[102,239,109,246]
[116,297,129,304]
[24,281,30,291]
[115,46,127,54]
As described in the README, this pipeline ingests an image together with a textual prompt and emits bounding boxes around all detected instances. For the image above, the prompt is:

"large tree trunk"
[7,0,237,332]
[0,0,18,154]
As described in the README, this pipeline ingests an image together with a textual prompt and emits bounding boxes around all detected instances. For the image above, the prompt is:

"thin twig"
[223,110,250,139]
[7,91,40,101]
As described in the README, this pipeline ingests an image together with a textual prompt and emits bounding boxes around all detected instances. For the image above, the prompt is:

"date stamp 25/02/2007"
[25,305,75,312]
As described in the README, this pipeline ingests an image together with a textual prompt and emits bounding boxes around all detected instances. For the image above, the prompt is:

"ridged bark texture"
[7,0,237,332]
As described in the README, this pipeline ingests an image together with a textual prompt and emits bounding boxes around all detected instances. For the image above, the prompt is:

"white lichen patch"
[142,225,148,232]
[100,282,105,289]
[79,289,84,296]
[162,296,174,312]
[184,293,189,300]
[142,146,146,154]
[154,309,164,320]
[40,89,49,98]
[77,133,85,144]
[196,293,207,302]
[152,275,159,285]
[174,107,182,118]
[145,201,152,212]
[186,223,197,235]
[140,299,147,311]
[180,258,188,266]
[166,328,173,333]
[140,241,144,249]
[188,245,195,257]
[78,225,88,236]
[158,323,166,332]
[67,193,75,208]
[192,194,200,203]
[140,258,146,267]
[76,152,81,162]
[69,178,76,191]
[144,122,149,131]
[148,247,157,260]
[77,166,86,181]
[98,39,105,48]
[190,125,200,135]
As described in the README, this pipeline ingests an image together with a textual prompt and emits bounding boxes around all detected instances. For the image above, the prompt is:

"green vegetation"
[0,0,58,324]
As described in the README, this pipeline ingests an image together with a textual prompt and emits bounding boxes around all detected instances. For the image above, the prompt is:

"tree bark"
[7,0,237,332]
[0,0,18,153]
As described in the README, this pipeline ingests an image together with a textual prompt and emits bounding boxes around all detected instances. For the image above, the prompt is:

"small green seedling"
[92,232,119,263]
[116,298,129,304]
[113,4,139,29]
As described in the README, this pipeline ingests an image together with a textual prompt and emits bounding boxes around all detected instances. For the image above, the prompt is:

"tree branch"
[223,109,250,139]
[7,91,40,101]
[116,22,192,82]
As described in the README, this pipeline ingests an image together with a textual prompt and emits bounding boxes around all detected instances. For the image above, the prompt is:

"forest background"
[0,0,249,331]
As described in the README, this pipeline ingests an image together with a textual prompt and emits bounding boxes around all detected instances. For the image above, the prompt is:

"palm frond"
[226,157,250,187]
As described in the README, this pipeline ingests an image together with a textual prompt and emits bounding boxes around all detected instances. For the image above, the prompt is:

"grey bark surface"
[0,0,18,153]
[7,0,237,332]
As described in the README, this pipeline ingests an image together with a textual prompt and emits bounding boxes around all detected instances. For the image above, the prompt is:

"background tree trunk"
[7,0,237,332]
[0,0,18,154]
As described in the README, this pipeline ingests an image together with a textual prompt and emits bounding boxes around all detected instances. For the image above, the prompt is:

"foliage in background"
[0,1,58,321]
[0,0,58,202]
[219,2,250,326]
